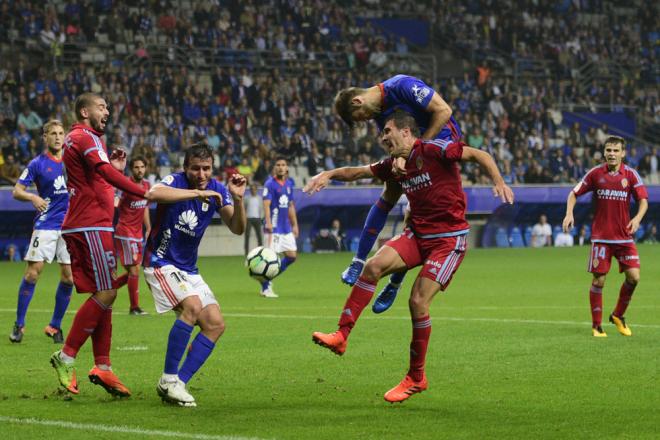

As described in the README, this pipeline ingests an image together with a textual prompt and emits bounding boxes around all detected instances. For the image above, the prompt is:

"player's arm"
[12,182,48,212]
[627,198,648,234]
[219,174,247,235]
[303,165,374,194]
[263,198,272,233]
[148,183,221,204]
[288,201,299,237]
[143,206,152,239]
[562,191,578,232]
[461,146,514,204]
[421,92,452,140]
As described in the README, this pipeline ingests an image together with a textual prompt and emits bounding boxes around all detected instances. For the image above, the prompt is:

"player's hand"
[626,218,641,234]
[492,182,514,204]
[31,195,48,212]
[391,157,407,176]
[228,173,247,199]
[264,221,273,233]
[109,148,127,172]
[196,190,223,205]
[562,214,574,233]
[303,172,329,194]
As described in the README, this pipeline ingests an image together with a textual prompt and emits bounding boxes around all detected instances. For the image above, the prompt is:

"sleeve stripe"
[82,129,103,155]
[425,139,450,150]
[83,146,98,156]
[625,165,645,186]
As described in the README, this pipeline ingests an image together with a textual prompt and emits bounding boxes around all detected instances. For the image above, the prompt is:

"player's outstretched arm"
[148,184,214,204]
[12,182,48,212]
[222,174,247,235]
[627,198,648,234]
[562,191,577,232]
[303,166,374,194]
[461,146,514,204]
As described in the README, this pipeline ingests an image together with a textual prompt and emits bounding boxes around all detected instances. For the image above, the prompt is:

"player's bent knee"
[408,294,429,316]
[362,261,383,281]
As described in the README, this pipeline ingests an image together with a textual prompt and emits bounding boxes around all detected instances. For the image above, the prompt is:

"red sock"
[62,297,107,358]
[338,276,376,339]
[408,315,431,382]
[613,280,636,317]
[128,274,140,309]
[589,284,603,327]
[92,307,113,366]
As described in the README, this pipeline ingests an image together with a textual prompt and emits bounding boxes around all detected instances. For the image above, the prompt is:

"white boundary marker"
[0,416,270,440]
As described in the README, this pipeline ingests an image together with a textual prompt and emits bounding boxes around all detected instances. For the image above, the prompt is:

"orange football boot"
[384,374,428,403]
[88,367,132,397]
[312,331,347,356]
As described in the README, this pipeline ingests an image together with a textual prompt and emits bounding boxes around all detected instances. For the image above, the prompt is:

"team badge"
[621,178,628,188]
[416,156,424,170]
[593,258,599,268]
[202,202,209,212]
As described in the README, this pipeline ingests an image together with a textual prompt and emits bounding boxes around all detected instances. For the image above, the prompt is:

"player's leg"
[341,182,402,285]
[609,243,640,336]
[44,263,73,344]
[587,242,612,337]
[244,220,252,255]
[178,303,224,386]
[126,264,147,315]
[10,260,44,343]
[313,237,413,355]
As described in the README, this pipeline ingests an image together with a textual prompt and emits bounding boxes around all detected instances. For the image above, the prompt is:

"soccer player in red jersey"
[562,136,648,337]
[114,156,151,315]
[50,93,153,397]
[304,111,514,402]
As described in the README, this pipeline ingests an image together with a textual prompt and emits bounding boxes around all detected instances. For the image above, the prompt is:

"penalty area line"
[0,416,270,440]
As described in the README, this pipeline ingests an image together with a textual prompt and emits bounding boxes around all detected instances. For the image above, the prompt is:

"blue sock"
[389,271,406,286]
[261,280,270,290]
[356,198,394,261]
[279,256,296,274]
[178,332,216,384]
[164,319,194,375]
[16,279,36,327]
[49,282,73,329]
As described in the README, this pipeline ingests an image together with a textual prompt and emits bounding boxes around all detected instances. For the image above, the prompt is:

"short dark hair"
[74,92,103,121]
[129,155,147,168]
[603,135,626,149]
[383,110,420,137]
[183,143,214,167]
[333,87,365,128]
[274,156,288,164]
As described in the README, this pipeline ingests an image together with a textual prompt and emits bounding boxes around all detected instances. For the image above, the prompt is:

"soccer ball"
[246,246,281,282]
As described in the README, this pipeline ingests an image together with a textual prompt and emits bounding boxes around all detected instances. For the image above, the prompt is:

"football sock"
[164,319,194,375]
[589,284,603,327]
[279,256,296,273]
[15,278,36,327]
[261,280,270,291]
[408,315,431,382]
[91,306,113,366]
[389,271,406,287]
[338,276,376,339]
[127,274,140,309]
[355,197,393,261]
[62,297,107,358]
[50,281,73,329]
[613,280,636,317]
[178,332,216,384]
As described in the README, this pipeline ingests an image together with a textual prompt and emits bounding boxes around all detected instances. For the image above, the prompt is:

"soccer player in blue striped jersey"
[334,74,461,312]
[10,120,73,344]
[143,143,247,407]
[260,157,299,298]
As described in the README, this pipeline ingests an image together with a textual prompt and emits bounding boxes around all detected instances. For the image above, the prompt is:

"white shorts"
[268,232,297,253]
[24,229,71,264]
[144,265,218,314]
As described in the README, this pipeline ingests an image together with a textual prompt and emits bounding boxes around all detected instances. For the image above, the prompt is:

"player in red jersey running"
[49,93,154,397]
[114,156,151,315]
[562,136,648,337]
[304,111,514,403]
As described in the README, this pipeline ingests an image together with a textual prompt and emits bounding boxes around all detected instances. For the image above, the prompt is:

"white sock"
[59,351,75,365]
[96,364,112,371]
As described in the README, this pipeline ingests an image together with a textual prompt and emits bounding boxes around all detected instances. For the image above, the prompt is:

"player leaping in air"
[334,74,461,314]
[562,136,648,337]
[305,111,513,403]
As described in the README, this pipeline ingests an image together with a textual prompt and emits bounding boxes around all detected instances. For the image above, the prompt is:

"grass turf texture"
[0,245,658,440]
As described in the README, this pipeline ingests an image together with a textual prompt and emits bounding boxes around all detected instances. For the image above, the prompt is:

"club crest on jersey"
[621,178,628,188]
[202,202,209,212]
[416,156,424,170]
[593,258,599,268]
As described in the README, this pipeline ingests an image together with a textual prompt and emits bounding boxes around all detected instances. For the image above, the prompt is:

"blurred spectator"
[641,224,657,244]
[531,214,552,247]
[554,229,574,247]
[577,225,590,246]
[329,218,346,251]
[243,183,264,255]
[0,154,20,185]
[4,243,21,262]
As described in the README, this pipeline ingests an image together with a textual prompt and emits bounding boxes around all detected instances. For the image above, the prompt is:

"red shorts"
[386,229,468,291]
[588,241,640,274]
[63,230,120,293]
[114,237,143,266]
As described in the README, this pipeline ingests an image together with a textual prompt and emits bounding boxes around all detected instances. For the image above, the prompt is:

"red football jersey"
[371,139,470,237]
[573,164,648,242]
[115,179,151,239]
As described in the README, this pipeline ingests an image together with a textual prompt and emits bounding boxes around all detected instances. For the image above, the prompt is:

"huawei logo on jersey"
[278,194,289,208]
[175,210,198,236]
[53,175,68,195]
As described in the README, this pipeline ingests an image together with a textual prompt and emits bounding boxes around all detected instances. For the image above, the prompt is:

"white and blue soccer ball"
[246,246,281,282]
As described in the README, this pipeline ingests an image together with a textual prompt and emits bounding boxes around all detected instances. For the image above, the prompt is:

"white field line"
[0,416,270,440]
[1,309,658,329]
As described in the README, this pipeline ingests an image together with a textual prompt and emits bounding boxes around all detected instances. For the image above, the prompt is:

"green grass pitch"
[0,245,658,439]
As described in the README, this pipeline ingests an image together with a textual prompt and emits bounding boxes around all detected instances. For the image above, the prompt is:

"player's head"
[42,119,65,153]
[603,135,626,168]
[334,87,379,127]
[183,143,214,190]
[129,155,147,181]
[273,157,288,179]
[381,111,420,157]
[74,92,109,133]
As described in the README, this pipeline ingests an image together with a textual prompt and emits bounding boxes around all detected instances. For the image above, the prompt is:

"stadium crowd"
[0,0,658,189]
